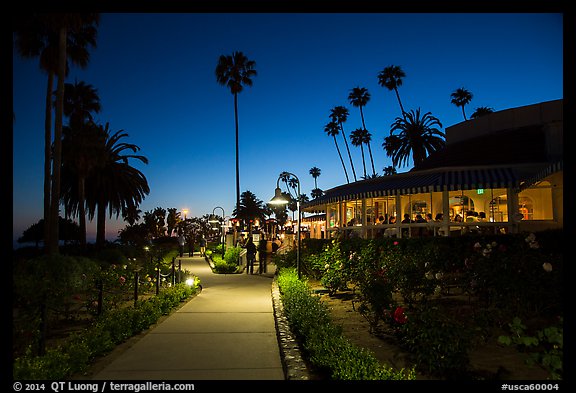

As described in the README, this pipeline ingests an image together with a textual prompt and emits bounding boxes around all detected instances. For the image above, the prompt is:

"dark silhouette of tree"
[234,190,267,234]
[309,166,321,190]
[470,106,495,119]
[215,51,257,214]
[350,128,367,179]
[60,80,101,247]
[383,108,446,168]
[348,87,375,175]
[324,121,349,183]
[13,13,100,254]
[18,217,81,248]
[383,165,397,176]
[451,87,473,121]
[378,65,407,116]
[329,106,357,181]
[84,123,149,248]
[311,188,324,199]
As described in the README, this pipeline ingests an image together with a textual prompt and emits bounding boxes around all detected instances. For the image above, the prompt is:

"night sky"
[12,12,564,245]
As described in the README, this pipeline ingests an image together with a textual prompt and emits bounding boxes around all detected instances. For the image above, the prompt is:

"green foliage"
[498,317,563,380]
[396,305,473,378]
[277,268,416,380]
[13,283,196,380]
[210,249,240,274]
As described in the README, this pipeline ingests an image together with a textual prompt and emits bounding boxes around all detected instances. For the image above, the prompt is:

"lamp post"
[270,171,301,279]
[182,208,189,221]
[210,206,226,259]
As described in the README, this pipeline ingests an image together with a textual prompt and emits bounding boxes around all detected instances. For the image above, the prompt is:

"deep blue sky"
[12,12,563,245]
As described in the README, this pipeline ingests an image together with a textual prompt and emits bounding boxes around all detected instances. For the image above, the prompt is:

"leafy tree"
[383,166,397,176]
[324,121,349,183]
[377,65,407,116]
[311,188,324,199]
[18,217,81,248]
[450,87,473,121]
[215,51,257,214]
[383,108,446,168]
[166,208,180,237]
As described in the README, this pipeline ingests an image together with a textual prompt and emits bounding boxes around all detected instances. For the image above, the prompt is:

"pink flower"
[393,241,399,246]
[119,276,126,284]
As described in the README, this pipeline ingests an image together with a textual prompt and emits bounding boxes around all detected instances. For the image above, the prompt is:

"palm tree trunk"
[333,136,349,183]
[340,124,357,181]
[462,106,467,121]
[394,88,405,116]
[234,92,240,213]
[96,198,106,249]
[367,142,376,176]
[360,145,367,178]
[43,72,53,249]
[48,26,67,255]
[78,176,87,247]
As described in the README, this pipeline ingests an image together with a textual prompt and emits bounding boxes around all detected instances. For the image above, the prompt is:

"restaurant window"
[345,200,362,226]
[327,203,339,228]
[448,194,475,221]
[517,181,553,220]
[365,198,376,225]
[373,197,397,223]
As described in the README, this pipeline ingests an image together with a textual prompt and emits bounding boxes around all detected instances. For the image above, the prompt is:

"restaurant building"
[301,99,563,239]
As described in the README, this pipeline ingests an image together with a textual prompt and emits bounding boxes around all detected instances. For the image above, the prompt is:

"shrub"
[277,268,416,380]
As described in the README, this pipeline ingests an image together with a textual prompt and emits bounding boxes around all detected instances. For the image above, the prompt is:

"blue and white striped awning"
[302,163,556,210]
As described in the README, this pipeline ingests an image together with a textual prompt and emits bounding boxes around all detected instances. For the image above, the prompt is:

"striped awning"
[518,160,563,191]
[302,164,553,210]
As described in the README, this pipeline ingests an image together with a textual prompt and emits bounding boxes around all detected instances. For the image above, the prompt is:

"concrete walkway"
[89,255,285,380]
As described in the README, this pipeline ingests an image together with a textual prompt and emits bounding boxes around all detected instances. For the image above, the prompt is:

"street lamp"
[182,208,189,220]
[270,171,301,279]
[210,206,225,259]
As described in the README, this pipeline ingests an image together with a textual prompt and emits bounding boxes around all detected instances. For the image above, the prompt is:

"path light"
[270,171,301,279]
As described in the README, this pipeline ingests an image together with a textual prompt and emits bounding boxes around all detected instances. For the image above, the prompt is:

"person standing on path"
[245,236,257,274]
[200,236,207,257]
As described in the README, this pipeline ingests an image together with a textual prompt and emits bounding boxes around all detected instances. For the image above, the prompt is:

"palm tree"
[350,128,367,179]
[84,122,150,248]
[377,65,406,116]
[383,108,446,168]
[348,86,371,131]
[60,80,101,246]
[311,188,323,199]
[324,121,350,183]
[383,166,397,176]
[470,106,495,119]
[329,106,357,181]
[13,13,99,254]
[309,166,321,189]
[361,128,376,177]
[233,190,267,235]
[450,87,473,121]
[122,204,142,226]
[215,51,257,214]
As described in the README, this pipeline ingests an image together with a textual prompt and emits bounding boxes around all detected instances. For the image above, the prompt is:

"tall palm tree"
[13,13,99,254]
[324,121,349,183]
[84,122,150,248]
[383,108,446,168]
[60,80,101,247]
[215,51,257,214]
[122,204,142,226]
[360,128,376,177]
[450,87,473,121]
[309,166,321,189]
[329,106,357,181]
[377,65,407,116]
[350,128,367,179]
[470,106,495,119]
[348,86,371,131]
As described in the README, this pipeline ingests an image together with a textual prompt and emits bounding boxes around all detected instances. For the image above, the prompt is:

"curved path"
[89,255,285,380]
